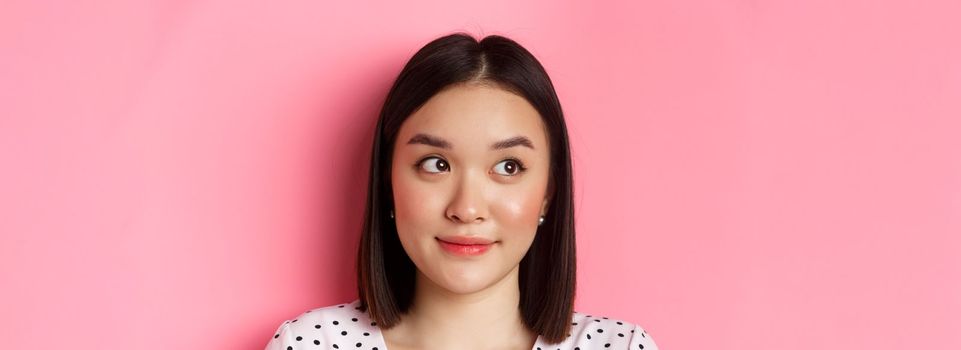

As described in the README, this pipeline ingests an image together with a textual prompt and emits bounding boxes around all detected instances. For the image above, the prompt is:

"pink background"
[2,1,959,349]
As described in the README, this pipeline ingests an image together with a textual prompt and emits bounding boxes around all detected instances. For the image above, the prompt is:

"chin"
[441,282,489,295]
[432,268,501,294]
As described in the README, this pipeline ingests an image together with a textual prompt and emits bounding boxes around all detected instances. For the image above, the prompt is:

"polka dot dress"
[264,299,659,350]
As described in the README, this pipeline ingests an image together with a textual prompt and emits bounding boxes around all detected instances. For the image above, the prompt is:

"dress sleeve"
[264,321,294,350]
[627,324,659,350]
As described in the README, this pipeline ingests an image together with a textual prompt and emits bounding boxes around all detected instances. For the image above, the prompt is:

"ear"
[540,196,551,217]
[541,172,555,217]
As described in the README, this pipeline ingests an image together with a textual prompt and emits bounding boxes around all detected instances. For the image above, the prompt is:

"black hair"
[356,32,576,344]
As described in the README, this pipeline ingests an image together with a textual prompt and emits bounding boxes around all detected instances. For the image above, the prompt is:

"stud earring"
[389,209,394,219]
[538,216,545,226]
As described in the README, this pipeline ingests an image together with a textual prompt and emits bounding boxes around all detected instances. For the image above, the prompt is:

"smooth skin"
[384,82,552,350]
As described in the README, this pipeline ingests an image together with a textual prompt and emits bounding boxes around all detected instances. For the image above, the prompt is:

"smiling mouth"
[435,237,495,256]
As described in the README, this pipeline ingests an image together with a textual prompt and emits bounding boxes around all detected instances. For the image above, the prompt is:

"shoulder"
[263,299,382,350]
[554,311,659,350]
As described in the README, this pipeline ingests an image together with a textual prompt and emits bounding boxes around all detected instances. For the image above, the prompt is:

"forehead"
[398,83,547,149]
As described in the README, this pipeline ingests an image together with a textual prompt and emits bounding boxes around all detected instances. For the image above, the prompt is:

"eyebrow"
[406,133,535,150]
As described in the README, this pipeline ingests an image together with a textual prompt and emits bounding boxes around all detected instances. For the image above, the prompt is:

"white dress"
[264,299,659,350]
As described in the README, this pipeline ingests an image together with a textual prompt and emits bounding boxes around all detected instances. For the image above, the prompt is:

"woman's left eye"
[493,159,526,176]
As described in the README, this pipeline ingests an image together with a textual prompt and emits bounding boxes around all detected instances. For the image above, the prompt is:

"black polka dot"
[286,347,291,350]
[270,301,654,350]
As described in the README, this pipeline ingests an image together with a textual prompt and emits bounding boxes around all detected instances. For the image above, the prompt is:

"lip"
[436,235,496,245]
[436,236,496,256]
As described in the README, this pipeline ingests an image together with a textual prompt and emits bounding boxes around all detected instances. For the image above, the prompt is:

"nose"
[445,171,487,224]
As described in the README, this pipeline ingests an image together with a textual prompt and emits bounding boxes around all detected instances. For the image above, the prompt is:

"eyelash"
[415,156,528,176]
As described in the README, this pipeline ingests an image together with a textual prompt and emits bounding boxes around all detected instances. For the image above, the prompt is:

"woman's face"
[391,83,551,295]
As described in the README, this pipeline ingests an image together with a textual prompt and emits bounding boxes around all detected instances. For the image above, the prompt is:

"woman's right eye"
[418,157,450,173]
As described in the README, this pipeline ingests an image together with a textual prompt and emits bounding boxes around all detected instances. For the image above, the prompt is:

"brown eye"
[493,159,525,176]
[419,157,449,173]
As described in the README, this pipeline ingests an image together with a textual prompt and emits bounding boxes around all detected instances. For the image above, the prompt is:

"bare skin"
[381,267,537,350]
[383,82,551,350]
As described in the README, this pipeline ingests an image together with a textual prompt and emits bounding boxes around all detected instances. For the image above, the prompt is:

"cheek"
[490,184,544,232]
[391,168,445,234]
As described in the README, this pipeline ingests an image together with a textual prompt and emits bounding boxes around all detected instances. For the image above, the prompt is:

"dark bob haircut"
[356,32,576,344]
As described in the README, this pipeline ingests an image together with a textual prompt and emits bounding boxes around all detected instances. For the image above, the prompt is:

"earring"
[389,209,394,219]
[538,216,545,226]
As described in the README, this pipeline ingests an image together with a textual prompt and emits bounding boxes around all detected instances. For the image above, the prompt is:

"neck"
[389,265,536,350]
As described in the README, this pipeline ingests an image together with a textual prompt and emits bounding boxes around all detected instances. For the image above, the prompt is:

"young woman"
[265,33,658,350]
